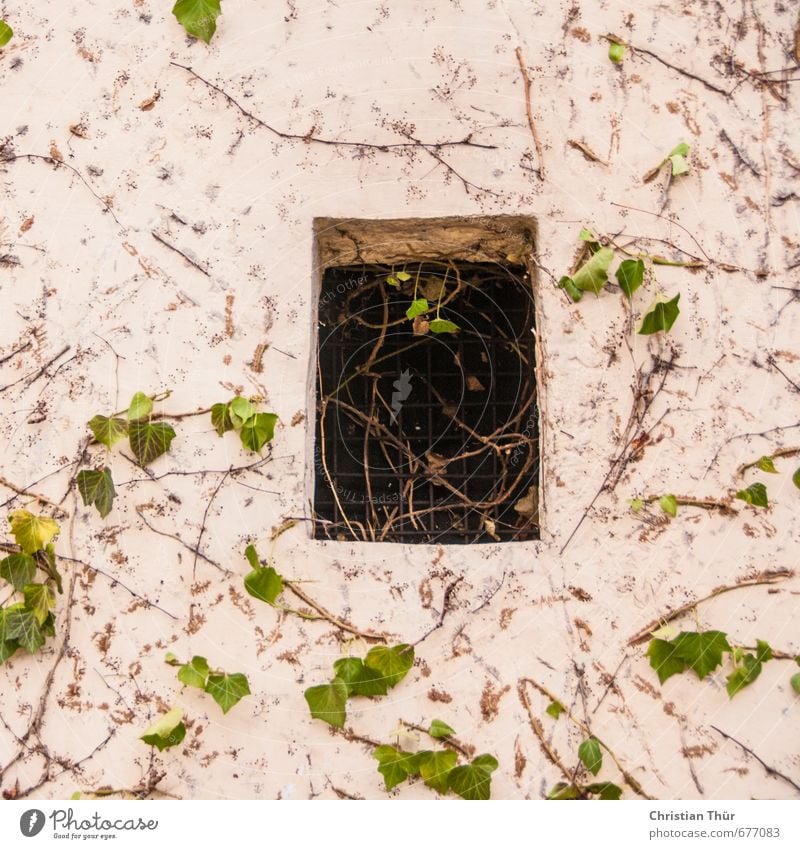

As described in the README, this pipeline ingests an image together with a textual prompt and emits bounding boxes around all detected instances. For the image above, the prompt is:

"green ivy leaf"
[141,708,186,751]
[76,468,116,518]
[239,413,278,453]
[23,583,55,625]
[0,21,13,48]
[406,298,429,320]
[755,639,773,663]
[127,391,153,421]
[608,41,625,63]
[428,719,456,739]
[428,318,460,334]
[244,566,283,605]
[332,657,388,697]
[386,276,400,288]
[418,749,458,794]
[211,402,234,436]
[646,638,688,684]
[229,396,256,427]
[172,0,222,44]
[128,421,176,466]
[670,631,731,679]
[659,494,678,518]
[395,271,411,282]
[586,782,622,800]
[373,746,418,791]
[558,276,583,303]
[364,644,414,689]
[726,653,763,698]
[178,655,210,689]
[639,294,680,334]
[4,606,45,653]
[736,482,768,508]
[668,143,690,176]
[244,544,261,570]
[9,510,59,554]
[572,246,614,294]
[0,553,37,590]
[756,456,778,473]
[790,673,800,695]
[548,782,579,800]
[447,754,498,801]
[793,468,800,490]
[616,259,644,299]
[545,700,565,719]
[578,737,603,776]
[628,498,645,513]
[304,679,348,728]
[88,415,128,448]
[205,672,250,714]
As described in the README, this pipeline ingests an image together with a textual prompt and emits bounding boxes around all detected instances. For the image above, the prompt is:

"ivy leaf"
[790,673,800,695]
[668,142,690,176]
[127,391,153,421]
[304,679,348,728]
[141,708,186,751]
[128,421,176,466]
[239,413,278,453]
[0,553,37,590]
[428,719,456,739]
[4,607,45,653]
[428,319,460,334]
[578,737,603,776]
[88,415,128,448]
[647,638,688,684]
[545,700,565,719]
[332,657,388,697]
[363,644,414,689]
[659,494,678,518]
[608,41,625,63]
[755,639,773,663]
[205,672,250,714]
[178,655,210,689]
[406,298,429,320]
[0,21,13,47]
[0,637,19,665]
[9,510,59,554]
[736,482,768,508]
[76,468,116,518]
[244,544,261,570]
[172,0,222,44]
[793,468,800,490]
[756,456,778,473]
[548,782,579,800]
[373,746,420,790]
[558,276,583,303]
[616,259,644,299]
[229,396,256,427]
[726,654,763,698]
[211,402,234,436]
[586,782,622,800]
[244,566,283,605]
[418,749,458,794]
[670,631,731,679]
[23,583,55,625]
[639,294,680,335]
[44,544,62,595]
[386,276,400,288]
[628,498,645,513]
[447,754,498,801]
[573,246,614,294]
[395,271,411,282]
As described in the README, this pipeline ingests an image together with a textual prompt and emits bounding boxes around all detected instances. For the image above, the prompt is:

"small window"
[312,217,539,544]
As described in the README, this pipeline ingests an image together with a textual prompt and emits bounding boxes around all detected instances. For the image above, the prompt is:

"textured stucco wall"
[1,0,798,800]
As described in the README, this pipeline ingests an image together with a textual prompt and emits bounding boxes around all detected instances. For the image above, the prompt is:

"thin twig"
[627,569,795,646]
[135,507,229,575]
[710,726,800,794]
[515,47,545,179]
[632,45,731,97]
[151,231,210,277]
[284,581,390,643]
[0,345,71,394]
[192,468,230,580]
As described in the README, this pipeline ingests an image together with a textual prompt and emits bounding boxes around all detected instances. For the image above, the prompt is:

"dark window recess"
[313,262,539,544]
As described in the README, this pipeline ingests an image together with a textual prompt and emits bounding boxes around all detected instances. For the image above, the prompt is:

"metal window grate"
[313,262,539,544]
